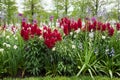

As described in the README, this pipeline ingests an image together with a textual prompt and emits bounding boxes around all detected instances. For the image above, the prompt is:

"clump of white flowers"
[6,44,11,48]
[6,35,10,39]
[72,45,76,49]
[74,35,77,38]
[102,36,106,39]
[3,43,11,48]
[13,35,18,40]
[13,45,17,49]
[0,48,4,53]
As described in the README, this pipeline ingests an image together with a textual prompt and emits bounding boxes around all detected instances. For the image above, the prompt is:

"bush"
[23,36,47,76]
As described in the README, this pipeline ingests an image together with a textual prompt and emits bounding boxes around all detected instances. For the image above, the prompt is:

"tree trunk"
[95,0,98,15]
[65,0,68,16]
[31,0,34,23]
[56,0,59,18]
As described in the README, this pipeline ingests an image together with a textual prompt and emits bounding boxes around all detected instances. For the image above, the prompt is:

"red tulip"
[116,23,120,30]
[108,27,114,36]
[36,28,42,36]
[78,18,82,28]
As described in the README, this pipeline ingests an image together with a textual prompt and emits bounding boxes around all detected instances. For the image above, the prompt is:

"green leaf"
[77,64,86,76]
[109,70,113,78]
[88,69,94,80]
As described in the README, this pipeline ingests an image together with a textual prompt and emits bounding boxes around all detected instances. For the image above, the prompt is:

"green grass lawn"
[3,76,120,80]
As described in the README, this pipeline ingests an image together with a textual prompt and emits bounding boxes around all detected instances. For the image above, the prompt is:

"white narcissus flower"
[52,47,56,51]
[15,37,18,40]
[6,35,10,39]
[105,49,109,53]
[70,32,73,35]
[6,29,9,31]
[117,31,120,33]
[74,35,77,38]
[102,36,105,39]
[13,45,17,49]
[89,32,94,38]
[72,45,76,49]
[6,44,11,48]
[13,35,18,40]
[0,48,4,52]
[3,43,7,46]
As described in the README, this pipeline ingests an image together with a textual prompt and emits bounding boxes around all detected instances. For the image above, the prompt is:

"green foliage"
[23,36,47,76]
[0,31,25,77]
[53,39,78,76]
[96,32,120,78]
[71,0,91,18]
[23,0,50,24]
[23,35,76,76]
[53,0,72,18]
[3,76,120,80]
[0,0,18,25]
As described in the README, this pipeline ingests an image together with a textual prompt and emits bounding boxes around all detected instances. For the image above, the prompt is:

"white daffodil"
[3,43,7,46]
[6,28,9,31]
[72,45,76,49]
[70,32,73,35]
[6,44,11,48]
[13,45,17,49]
[6,35,10,39]
[102,36,106,39]
[52,47,56,51]
[13,35,18,40]
[0,48,4,52]
[89,32,94,38]
[74,35,77,38]
[15,37,18,40]
[105,49,109,53]
[117,31,120,34]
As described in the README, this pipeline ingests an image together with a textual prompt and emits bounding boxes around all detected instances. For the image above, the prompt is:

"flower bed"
[0,17,120,79]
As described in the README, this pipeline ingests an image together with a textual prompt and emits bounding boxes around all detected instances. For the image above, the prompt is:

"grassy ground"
[3,76,120,80]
